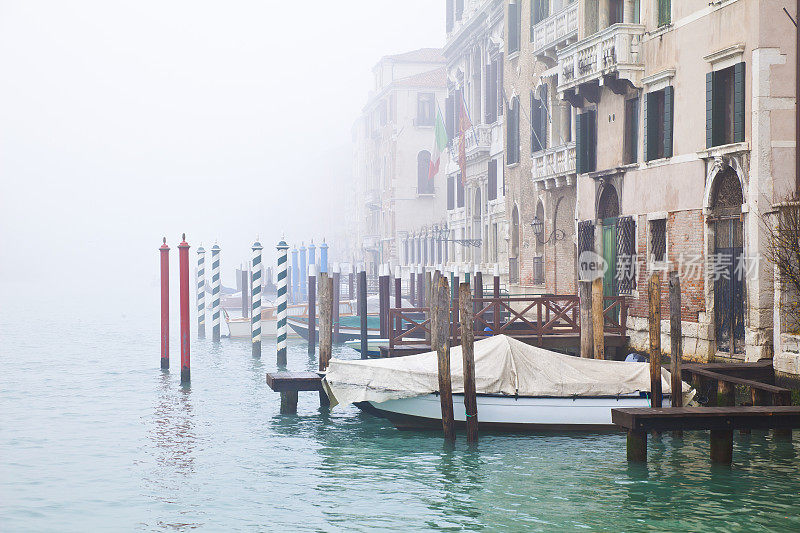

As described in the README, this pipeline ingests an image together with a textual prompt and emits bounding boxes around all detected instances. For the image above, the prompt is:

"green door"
[602,218,618,298]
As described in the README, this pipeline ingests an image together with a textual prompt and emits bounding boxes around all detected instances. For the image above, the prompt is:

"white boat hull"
[364,393,655,430]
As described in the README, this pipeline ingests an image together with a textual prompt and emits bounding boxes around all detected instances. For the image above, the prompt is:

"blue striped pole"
[211,244,221,341]
[299,243,307,302]
[320,240,328,273]
[276,239,289,366]
[196,245,206,338]
[251,240,263,358]
[291,247,299,304]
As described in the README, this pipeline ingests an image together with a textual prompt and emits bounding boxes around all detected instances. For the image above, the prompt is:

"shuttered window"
[531,0,549,32]
[445,94,455,139]
[488,159,497,201]
[624,97,639,164]
[447,175,455,210]
[644,87,673,161]
[658,0,670,26]
[457,176,465,207]
[507,97,520,164]
[531,85,548,154]
[707,63,745,148]
[485,60,498,124]
[576,110,596,173]
[508,2,520,54]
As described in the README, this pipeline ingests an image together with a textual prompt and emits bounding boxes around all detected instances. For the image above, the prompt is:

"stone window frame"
[646,211,669,271]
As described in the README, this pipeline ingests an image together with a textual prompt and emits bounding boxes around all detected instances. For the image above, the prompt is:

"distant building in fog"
[351,48,447,274]
[442,0,507,277]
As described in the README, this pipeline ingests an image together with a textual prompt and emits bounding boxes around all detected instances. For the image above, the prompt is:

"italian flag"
[428,106,448,180]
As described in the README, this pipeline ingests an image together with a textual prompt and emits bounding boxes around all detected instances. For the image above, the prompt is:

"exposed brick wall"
[628,209,706,322]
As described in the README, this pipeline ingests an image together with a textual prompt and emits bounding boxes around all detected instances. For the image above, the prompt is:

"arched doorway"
[711,167,744,355]
[473,188,482,264]
[597,184,620,298]
[511,205,520,283]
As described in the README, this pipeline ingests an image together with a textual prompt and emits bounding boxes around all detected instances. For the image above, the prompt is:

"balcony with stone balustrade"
[531,2,578,61]
[556,23,645,102]
[531,142,576,190]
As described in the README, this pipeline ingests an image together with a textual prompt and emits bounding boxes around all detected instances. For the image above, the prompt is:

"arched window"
[417,150,433,194]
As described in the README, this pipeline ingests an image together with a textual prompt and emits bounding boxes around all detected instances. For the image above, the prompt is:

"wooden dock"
[266,371,324,414]
[612,406,800,464]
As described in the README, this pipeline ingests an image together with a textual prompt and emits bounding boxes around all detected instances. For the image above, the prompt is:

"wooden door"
[714,217,744,355]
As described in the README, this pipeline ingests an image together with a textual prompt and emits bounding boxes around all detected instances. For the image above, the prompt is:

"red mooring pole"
[160,237,170,369]
[178,234,191,384]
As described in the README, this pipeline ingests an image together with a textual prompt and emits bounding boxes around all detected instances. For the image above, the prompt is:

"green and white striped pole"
[211,243,221,341]
[276,238,289,366]
[251,240,263,358]
[196,245,206,338]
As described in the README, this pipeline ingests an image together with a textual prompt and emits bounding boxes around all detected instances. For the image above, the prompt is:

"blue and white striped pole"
[291,247,299,304]
[320,240,329,274]
[251,240,263,358]
[211,243,221,341]
[196,245,206,338]
[276,239,289,366]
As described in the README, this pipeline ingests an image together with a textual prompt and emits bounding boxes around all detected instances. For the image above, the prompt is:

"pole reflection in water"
[149,373,198,479]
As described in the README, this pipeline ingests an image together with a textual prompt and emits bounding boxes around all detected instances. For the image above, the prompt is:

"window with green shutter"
[576,110,596,173]
[644,88,670,161]
[624,97,639,164]
[508,2,520,54]
[663,86,674,158]
[658,0,671,27]
[708,63,744,147]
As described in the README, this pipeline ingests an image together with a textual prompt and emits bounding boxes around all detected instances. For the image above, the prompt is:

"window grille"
[617,216,637,294]
[578,220,595,255]
[650,218,666,262]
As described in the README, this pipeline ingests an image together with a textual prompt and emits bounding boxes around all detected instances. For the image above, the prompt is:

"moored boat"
[324,335,694,431]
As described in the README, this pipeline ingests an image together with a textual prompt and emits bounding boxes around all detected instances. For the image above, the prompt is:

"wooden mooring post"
[332,263,341,342]
[410,267,416,304]
[378,266,390,338]
[591,277,604,360]
[648,273,663,407]
[196,246,206,338]
[669,271,683,408]
[319,272,332,406]
[308,264,317,355]
[432,275,455,442]
[358,270,368,359]
[493,264,500,333]
[394,266,402,334]
[579,281,593,358]
[251,241,263,358]
[240,266,249,319]
[459,282,479,442]
[416,266,424,308]
[473,270,482,334]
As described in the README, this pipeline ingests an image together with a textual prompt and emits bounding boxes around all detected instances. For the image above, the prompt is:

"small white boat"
[344,339,389,358]
[361,393,653,431]
[324,335,693,431]
[223,309,251,338]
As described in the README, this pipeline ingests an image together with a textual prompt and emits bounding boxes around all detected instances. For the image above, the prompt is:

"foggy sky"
[0,1,444,291]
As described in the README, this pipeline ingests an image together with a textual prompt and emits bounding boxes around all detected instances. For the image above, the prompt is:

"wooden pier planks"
[613,406,800,464]
[266,371,323,392]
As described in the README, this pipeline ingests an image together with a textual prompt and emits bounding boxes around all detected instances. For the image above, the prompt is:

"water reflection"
[149,373,197,478]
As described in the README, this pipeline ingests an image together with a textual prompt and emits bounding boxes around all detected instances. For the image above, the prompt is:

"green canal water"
[2,285,800,531]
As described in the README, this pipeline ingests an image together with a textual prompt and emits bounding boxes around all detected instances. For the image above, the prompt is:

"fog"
[0,1,443,294]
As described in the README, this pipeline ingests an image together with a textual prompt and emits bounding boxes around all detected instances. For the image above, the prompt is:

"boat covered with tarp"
[323,335,694,430]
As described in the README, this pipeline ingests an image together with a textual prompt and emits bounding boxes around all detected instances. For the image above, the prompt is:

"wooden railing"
[388,295,628,349]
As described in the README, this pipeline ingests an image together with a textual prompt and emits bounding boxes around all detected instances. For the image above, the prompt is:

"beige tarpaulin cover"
[324,335,693,407]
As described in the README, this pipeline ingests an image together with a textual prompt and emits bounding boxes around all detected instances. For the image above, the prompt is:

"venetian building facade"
[352,49,447,275]
[504,0,579,295]
[556,0,795,363]
[442,0,508,276]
